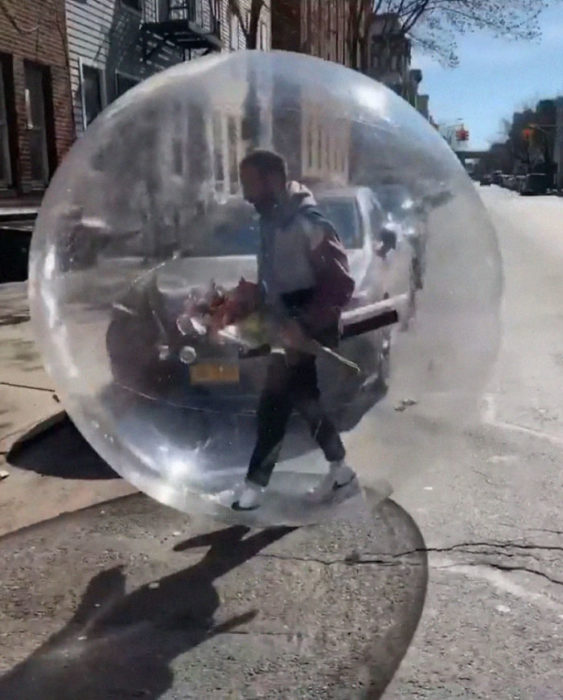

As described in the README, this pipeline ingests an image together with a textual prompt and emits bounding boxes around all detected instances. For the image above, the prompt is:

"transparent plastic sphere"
[29,50,501,526]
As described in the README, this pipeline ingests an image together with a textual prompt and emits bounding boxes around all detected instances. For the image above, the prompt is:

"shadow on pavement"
[0,492,428,698]
[7,417,119,480]
[5,376,385,488]
[0,523,294,699]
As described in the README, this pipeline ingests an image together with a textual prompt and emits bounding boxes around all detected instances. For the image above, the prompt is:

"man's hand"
[279,319,307,349]
[209,297,239,330]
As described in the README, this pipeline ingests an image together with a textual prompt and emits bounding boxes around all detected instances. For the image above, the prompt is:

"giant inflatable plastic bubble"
[29,51,501,526]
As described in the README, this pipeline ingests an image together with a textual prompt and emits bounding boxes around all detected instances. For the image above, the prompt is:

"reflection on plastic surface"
[29,51,502,525]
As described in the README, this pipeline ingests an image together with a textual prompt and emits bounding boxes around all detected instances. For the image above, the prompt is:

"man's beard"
[253,194,277,217]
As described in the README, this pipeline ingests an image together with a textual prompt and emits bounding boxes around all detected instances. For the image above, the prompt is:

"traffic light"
[456,127,469,142]
[522,128,533,141]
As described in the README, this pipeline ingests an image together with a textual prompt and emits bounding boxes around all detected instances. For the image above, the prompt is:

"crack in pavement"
[257,540,562,570]
[256,552,406,567]
[254,540,562,596]
[391,541,563,556]
[0,381,55,393]
[434,561,563,586]
[471,468,498,486]
[454,549,561,559]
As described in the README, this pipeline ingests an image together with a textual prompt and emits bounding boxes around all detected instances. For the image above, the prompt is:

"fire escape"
[142,0,223,63]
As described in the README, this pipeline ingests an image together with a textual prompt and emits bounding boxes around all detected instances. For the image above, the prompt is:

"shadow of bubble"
[7,416,119,480]
[0,490,427,699]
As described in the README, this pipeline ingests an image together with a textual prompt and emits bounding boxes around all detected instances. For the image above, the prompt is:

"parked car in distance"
[505,174,518,190]
[515,175,526,193]
[520,173,548,196]
[479,174,492,186]
[491,171,503,186]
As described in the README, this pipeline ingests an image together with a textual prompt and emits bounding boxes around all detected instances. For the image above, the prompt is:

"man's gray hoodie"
[258,181,355,336]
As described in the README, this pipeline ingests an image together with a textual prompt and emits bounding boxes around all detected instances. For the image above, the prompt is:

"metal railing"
[160,0,221,34]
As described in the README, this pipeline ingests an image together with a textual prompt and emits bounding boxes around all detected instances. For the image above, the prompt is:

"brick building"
[0,0,74,198]
[270,0,352,185]
[272,0,351,66]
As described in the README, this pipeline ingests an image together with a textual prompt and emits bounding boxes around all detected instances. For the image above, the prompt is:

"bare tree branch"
[228,0,265,49]
[362,0,551,67]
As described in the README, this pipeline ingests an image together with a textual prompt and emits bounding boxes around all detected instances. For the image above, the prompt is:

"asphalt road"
[383,186,563,698]
[1,185,562,698]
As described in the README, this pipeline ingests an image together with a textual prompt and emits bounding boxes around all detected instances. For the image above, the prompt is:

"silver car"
[107,188,413,424]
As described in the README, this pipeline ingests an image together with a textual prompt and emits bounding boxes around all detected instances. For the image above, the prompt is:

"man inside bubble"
[215,149,358,511]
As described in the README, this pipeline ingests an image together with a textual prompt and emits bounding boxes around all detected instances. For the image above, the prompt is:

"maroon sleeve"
[302,224,355,333]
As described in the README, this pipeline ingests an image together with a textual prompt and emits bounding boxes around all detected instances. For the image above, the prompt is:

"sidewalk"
[0,282,134,536]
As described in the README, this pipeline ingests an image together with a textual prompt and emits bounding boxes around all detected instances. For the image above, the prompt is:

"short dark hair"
[240,149,287,181]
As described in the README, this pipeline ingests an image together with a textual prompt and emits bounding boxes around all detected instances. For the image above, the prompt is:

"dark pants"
[247,351,346,488]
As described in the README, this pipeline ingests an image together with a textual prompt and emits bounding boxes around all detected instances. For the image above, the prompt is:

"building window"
[228,116,239,194]
[338,1,344,63]
[24,62,51,185]
[0,62,12,187]
[230,13,240,50]
[326,0,331,61]
[212,111,224,189]
[331,0,336,61]
[307,119,314,169]
[115,72,139,98]
[172,135,183,175]
[310,0,318,55]
[121,0,142,12]
[259,20,267,49]
[81,63,104,127]
[301,1,308,46]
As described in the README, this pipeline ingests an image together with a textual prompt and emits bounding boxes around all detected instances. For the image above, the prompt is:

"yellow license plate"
[189,362,240,385]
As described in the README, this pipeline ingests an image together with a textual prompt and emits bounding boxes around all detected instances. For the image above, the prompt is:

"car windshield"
[184,207,260,257]
[316,198,362,249]
[375,185,413,216]
[211,220,260,256]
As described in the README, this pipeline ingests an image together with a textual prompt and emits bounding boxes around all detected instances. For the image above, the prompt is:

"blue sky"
[412,3,563,149]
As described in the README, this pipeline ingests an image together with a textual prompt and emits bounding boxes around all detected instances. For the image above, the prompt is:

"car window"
[211,219,260,256]
[185,208,260,257]
[317,198,362,249]
[375,185,412,217]
[368,197,384,235]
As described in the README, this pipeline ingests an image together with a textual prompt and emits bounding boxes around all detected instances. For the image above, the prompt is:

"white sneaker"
[305,461,357,503]
[232,481,264,511]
